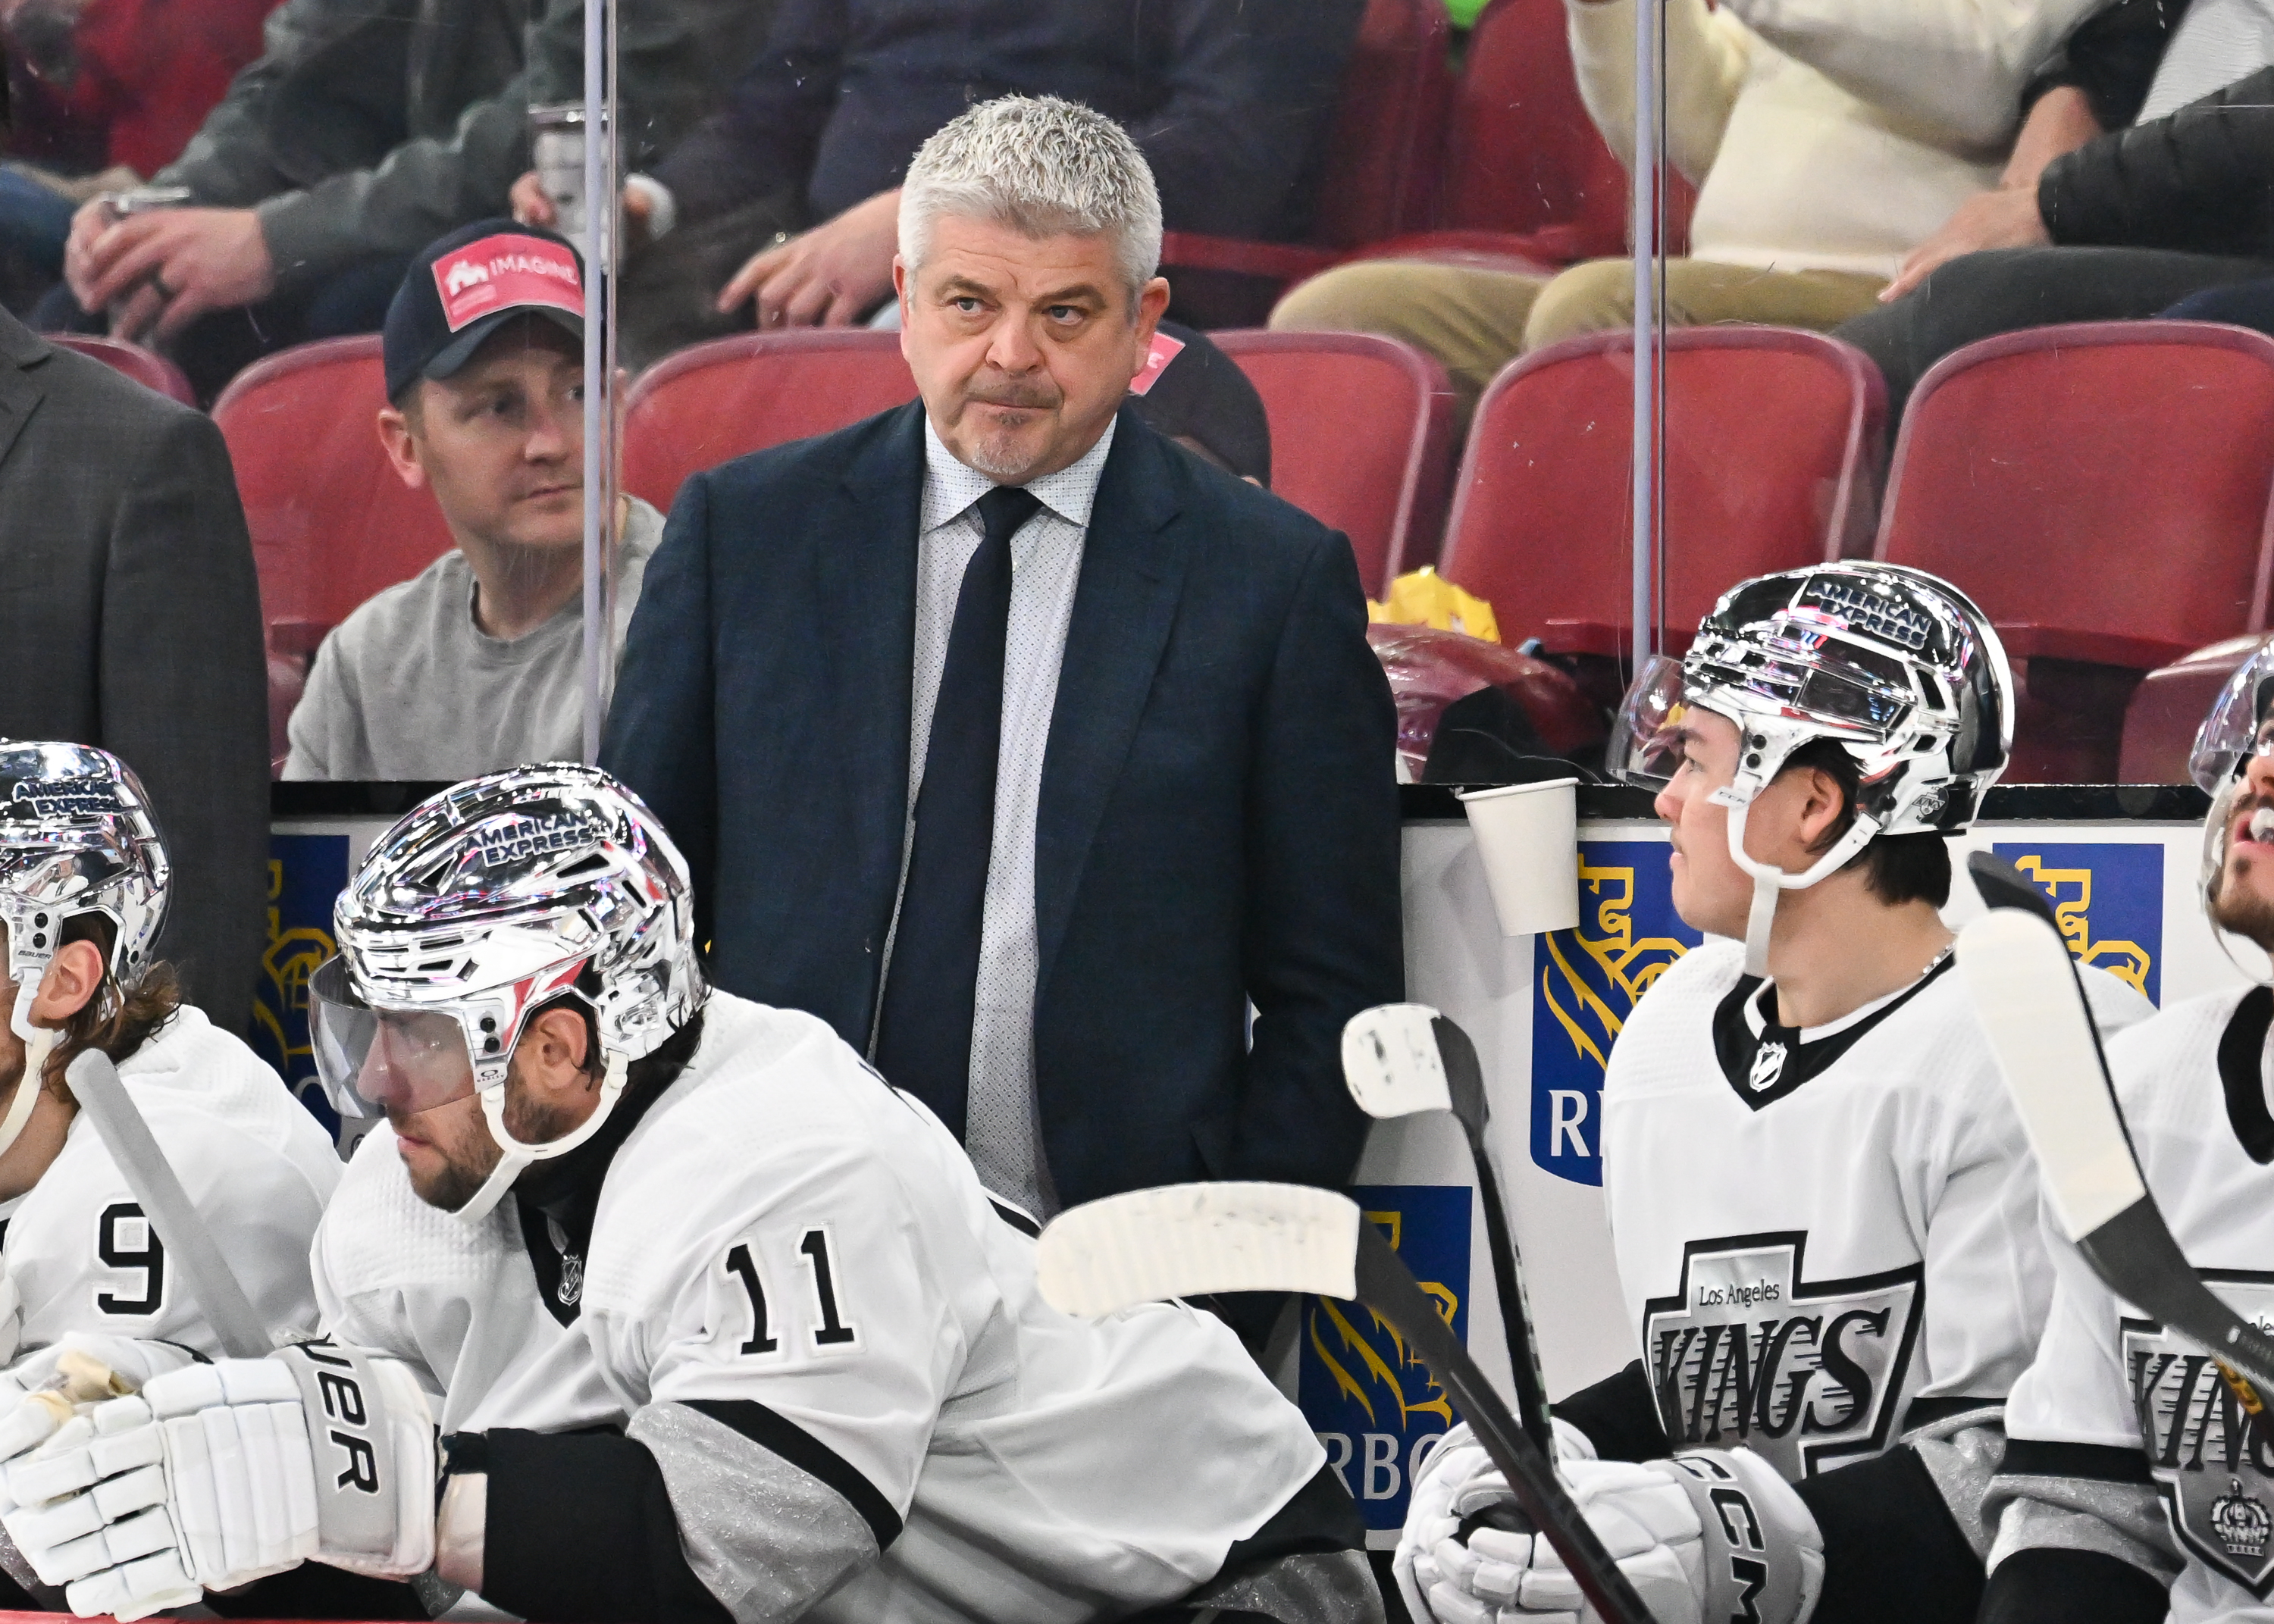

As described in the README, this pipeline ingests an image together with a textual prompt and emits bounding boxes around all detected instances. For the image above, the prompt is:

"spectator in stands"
[1839,9,2274,417]
[1268,0,2118,422]
[36,0,769,402]
[0,302,267,1035]
[0,0,277,308]
[510,0,1363,368]
[1129,318,1273,485]
[602,99,1401,1344]
[284,222,661,781]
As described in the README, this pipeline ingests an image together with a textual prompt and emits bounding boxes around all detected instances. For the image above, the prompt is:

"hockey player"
[1953,640,2274,1623]
[0,742,342,1609]
[0,764,1380,1624]
[1395,564,2153,1624]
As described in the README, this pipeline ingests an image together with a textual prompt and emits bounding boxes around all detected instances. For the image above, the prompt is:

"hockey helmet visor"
[2190,642,2274,793]
[1606,655,1694,790]
[309,953,481,1123]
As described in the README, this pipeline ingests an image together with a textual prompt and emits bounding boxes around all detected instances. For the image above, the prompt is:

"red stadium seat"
[2120,634,2268,784]
[1875,322,2274,784]
[50,334,193,405]
[1211,330,1455,594]
[1154,0,1451,298]
[211,336,456,772]
[621,331,916,513]
[1436,327,1883,692]
[1319,0,1696,280]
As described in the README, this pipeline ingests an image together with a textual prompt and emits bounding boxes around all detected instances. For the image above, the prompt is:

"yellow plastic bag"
[1367,567,1499,644]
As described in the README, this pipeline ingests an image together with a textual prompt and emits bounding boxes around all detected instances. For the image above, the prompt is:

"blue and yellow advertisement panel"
[1298,1184,1471,1533]
[1530,841,1701,1185]
[251,834,351,1137]
[1988,841,2163,1006]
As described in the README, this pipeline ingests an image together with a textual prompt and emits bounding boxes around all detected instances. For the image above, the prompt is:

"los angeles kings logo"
[2124,1274,2274,1596]
[1643,1231,1923,1479]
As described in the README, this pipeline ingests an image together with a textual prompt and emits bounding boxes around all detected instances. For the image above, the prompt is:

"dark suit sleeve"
[646,0,847,228]
[1232,527,1402,1187]
[2039,64,2274,256]
[602,473,720,955]
[1129,0,1367,239]
[99,411,269,1035]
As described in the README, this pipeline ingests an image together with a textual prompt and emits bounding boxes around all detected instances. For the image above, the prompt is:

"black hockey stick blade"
[1966,850,2062,931]
[1342,1005,1555,1457]
[1430,1012,1556,1459]
[1350,1223,1653,1624]
[1958,909,2274,1400]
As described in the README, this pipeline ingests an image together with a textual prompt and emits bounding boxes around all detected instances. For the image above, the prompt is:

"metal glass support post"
[579,0,620,765]
[1629,0,1664,668]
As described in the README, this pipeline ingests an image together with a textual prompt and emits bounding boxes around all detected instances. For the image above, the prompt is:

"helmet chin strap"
[0,987,56,1164]
[447,1050,631,1226]
[1722,799,1884,978]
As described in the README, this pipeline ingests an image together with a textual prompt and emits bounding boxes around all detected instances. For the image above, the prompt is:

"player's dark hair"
[1779,738,1953,909]
[534,984,706,1097]
[50,912,181,1075]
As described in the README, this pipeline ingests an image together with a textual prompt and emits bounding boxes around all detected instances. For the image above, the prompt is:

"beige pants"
[1269,256,1889,424]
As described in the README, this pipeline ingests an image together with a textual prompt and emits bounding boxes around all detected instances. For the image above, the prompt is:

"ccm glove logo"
[296,1340,381,1494]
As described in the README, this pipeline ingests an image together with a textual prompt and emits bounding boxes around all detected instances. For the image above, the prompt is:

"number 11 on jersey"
[725,1228,860,1356]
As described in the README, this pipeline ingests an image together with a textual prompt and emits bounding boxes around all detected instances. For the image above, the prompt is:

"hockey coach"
[603,98,1403,1265]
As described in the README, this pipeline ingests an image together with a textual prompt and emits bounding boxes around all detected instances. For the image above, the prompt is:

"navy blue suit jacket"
[602,402,1403,1209]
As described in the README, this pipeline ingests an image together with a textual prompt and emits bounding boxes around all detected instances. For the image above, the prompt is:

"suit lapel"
[827,402,927,1008]
[1033,410,1189,992]
[0,312,51,474]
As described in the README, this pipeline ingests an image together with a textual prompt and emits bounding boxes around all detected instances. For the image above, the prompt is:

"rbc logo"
[252,834,351,1141]
[1988,842,2162,1005]
[1530,842,1700,1184]
[1297,1185,1471,1532]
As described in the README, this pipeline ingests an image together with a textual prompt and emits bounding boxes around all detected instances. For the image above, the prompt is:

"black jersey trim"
[2218,985,2274,1164]
[1903,1394,2003,1431]
[988,1198,1041,1238]
[684,1398,904,1550]
[1711,955,1956,1111]
[1795,1444,1985,1624]
[1997,1438,2155,1485]
[1551,1359,1673,1463]
[1979,1547,2169,1624]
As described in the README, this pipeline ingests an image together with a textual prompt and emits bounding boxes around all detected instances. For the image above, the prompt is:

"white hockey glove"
[0,1339,436,1621]
[1400,1441,1824,1624]
[1396,1420,1599,1621]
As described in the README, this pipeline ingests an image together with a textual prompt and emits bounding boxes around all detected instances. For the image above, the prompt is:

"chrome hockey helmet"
[0,741,173,1155]
[1607,563,2014,973]
[309,763,703,1223]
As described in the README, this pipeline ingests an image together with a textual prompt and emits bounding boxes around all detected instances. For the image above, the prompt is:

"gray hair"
[897,95,1163,300]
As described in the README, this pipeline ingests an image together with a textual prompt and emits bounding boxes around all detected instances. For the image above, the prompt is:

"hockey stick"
[1956,880,2274,1403]
[64,1050,272,1360]
[1342,1003,1555,1457]
[1036,1183,1653,1624]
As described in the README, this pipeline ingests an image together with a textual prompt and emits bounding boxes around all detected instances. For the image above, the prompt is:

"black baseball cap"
[383,218,584,401]
[1127,320,1272,487]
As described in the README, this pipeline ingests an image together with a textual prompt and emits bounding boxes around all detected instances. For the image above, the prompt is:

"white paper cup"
[1458,779,1580,937]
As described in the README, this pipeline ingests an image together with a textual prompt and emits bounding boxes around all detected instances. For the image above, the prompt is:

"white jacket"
[1568,0,2103,277]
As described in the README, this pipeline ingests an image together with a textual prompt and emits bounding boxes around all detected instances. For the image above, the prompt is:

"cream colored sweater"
[1568,0,2103,277]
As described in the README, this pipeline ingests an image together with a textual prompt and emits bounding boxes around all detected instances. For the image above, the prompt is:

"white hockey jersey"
[2,1006,341,1356]
[315,991,1325,1624]
[1601,939,2152,1480]
[1998,986,2274,1622]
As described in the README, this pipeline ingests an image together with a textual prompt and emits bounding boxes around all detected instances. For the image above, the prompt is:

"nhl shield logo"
[2125,1274,2274,1596]
[1749,1041,1789,1093]
[1643,1231,1924,1479]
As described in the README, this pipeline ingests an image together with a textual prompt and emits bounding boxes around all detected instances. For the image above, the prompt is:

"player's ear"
[27,940,106,1025]
[522,1005,593,1094]
[1798,765,1849,850]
